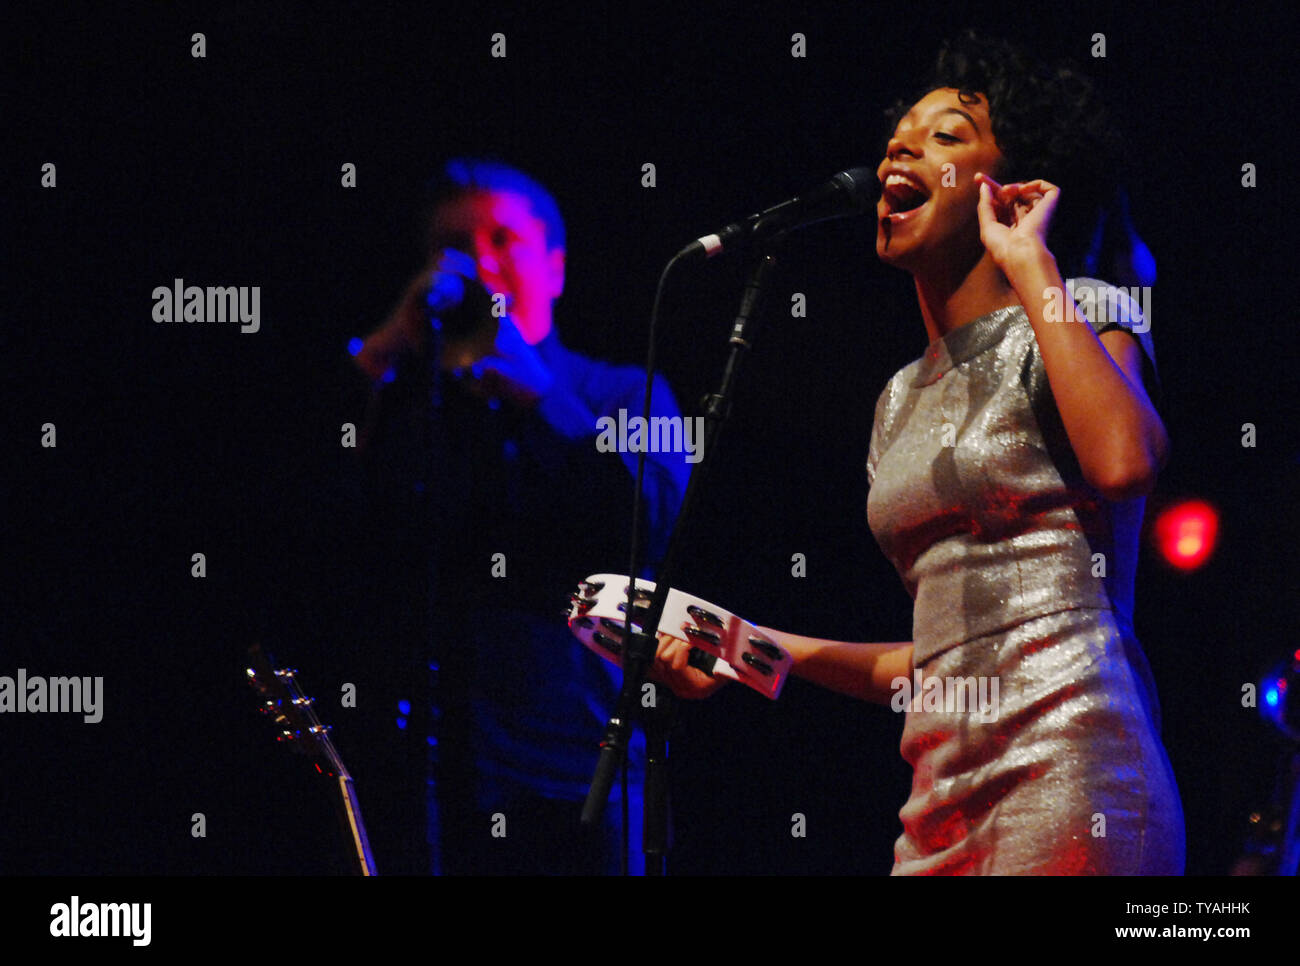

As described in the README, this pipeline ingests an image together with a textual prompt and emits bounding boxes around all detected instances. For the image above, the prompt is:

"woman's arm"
[654,629,913,705]
[766,629,914,705]
[976,174,1169,502]
[1005,248,1167,500]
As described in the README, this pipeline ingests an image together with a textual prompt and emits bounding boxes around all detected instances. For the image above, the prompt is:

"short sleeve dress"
[866,278,1185,875]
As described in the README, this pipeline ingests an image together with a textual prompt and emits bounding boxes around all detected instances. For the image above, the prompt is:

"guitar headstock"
[245,644,377,875]
[246,644,348,779]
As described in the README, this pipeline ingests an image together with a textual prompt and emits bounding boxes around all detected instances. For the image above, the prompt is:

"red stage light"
[1154,500,1219,570]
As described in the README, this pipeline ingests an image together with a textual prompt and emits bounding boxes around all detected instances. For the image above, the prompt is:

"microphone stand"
[422,315,447,875]
[582,243,783,874]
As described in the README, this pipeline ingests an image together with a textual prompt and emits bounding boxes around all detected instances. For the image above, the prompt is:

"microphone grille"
[834,167,878,211]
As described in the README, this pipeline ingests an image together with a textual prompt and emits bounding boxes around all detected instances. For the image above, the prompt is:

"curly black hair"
[884,31,1124,274]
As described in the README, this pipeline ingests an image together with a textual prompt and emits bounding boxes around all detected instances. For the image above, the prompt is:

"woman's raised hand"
[975,172,1060,269]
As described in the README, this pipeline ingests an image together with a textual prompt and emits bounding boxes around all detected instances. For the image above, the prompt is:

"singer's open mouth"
[880,176,931,220]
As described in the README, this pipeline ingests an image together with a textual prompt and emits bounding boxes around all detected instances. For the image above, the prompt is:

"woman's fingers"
[977,172,1054,205]
[976,179,1014,228]
[670,639,691,671]
[976,172,1062,234]
[653,630,695,673]
[1012,178,1058,195]
[977,180,1003,230]
[649,628,730,700]
[975,171,1014,207]
[654,632,685,670]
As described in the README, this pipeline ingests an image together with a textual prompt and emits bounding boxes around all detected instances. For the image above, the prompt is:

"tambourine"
[567,574,792,700]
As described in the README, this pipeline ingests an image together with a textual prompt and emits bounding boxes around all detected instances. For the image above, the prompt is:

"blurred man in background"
[354,159,689,874]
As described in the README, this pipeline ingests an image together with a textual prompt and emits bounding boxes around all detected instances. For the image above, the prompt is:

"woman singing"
[656,33,1185,875]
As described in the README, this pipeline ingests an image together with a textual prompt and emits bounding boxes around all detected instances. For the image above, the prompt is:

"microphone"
[678,166,876,260]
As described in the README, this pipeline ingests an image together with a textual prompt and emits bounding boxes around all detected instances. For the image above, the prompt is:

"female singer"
[656,33,1185,875]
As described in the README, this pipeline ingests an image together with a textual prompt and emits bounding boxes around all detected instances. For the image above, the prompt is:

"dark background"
[10,1,1298,876]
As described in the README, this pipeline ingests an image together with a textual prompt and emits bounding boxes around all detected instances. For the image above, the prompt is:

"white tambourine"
[567,573,792,700]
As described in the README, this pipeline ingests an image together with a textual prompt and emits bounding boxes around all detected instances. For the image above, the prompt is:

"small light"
[1154,500,1219,571]
[1260,658,1300,741]
[347,337,365,356]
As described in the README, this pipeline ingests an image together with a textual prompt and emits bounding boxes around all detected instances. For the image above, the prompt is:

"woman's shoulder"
[1064,276,1160,406]
[1064,276,1151,339]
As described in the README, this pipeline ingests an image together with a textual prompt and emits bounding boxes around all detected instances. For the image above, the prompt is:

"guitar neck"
[335,774,378,876]
[309,722,377,876]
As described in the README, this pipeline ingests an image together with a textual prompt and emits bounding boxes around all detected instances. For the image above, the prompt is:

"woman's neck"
[913,251,1020,345]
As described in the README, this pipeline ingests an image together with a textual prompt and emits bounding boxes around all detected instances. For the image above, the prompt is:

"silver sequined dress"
[866,278,1185,875]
